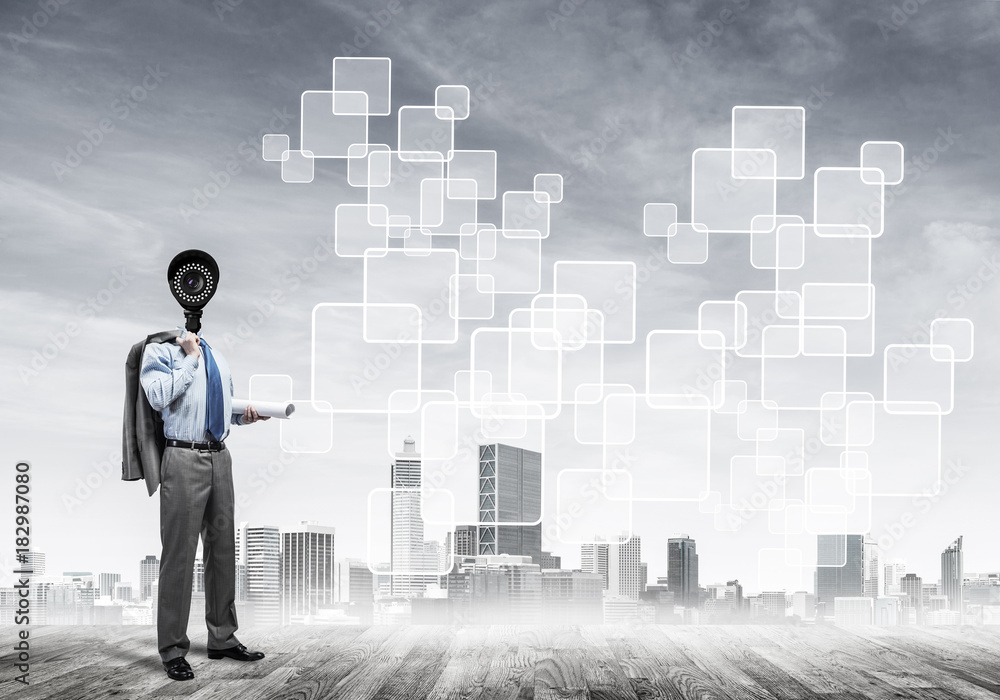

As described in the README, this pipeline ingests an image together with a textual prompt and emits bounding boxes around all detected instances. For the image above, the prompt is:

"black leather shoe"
[163,656,194,681]
[207,643,265,661]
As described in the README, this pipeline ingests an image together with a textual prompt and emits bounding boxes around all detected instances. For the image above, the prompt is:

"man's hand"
[175,332,202,360]
[242,405,270,424]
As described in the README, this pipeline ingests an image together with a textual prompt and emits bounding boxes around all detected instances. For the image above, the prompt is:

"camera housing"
[167,249,220,333]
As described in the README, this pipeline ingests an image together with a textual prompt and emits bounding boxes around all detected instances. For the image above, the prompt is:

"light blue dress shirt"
[139,331,243,442]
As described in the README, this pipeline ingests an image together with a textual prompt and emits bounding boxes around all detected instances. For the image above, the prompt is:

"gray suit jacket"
[122,330,177,496]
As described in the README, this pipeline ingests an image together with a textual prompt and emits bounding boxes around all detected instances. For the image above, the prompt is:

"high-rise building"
[22,550,45,576]
[941,536,963,617]
[761,591,788,619]
[238,523,281,625]
[581,539,609,590]
[608,532,642,601]
[862,534,880,599]
[791,591,815,620]
[282,521,335,624]
[816,534,863,608]
[192,558,204,594]
[391,436,426,598]
[639,562,648,594]
[477,443,542,565]
[884,559,907,596]
[540,551,562,570]
[98,573,120,598]
[834,597,873,626]
[335,559,374,624]
[139,555,159,602]
[667,536,699,607]
[541,569,603,624]
[451,525,477,558]
[726,579,744,611]
[900,573,923,624]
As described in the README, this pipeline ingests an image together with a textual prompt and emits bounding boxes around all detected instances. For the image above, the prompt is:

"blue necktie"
[200,339,226,441]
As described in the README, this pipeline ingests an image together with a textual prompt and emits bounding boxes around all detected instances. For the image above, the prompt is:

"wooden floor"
[2,624,1000,699]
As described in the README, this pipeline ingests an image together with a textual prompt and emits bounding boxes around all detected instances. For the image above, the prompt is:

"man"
[139,327,267,681]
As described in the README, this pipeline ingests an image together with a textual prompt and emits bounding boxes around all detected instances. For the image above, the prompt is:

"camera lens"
[181,270,206,295]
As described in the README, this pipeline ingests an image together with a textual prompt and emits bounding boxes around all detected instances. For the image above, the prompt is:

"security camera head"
[167,249,220,333]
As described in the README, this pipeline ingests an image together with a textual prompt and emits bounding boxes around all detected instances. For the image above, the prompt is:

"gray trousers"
[157,445,240,662]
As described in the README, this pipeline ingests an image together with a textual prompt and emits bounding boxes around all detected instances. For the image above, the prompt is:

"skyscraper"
[391,436,426,598]
[22,550,45,576]
[238,523,281,625]
[862,534,880,599]
[282,521,336,624]
[884,559,907,596]
[139,555,159,602]
[192,558,204,594]
[477,443,542,564]
[608,532,642,601]
[816,534,863,607]
[98,573,120,598]
[451,525,477,558]
[581,539,609,590]
[941,536,963,617]
[900,573,923,624]
[667,535,699,607]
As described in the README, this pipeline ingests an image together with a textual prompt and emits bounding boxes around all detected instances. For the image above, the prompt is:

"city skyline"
[3,1,998,602]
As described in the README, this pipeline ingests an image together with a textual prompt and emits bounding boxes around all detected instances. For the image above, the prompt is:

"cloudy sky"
[1,0,998,594]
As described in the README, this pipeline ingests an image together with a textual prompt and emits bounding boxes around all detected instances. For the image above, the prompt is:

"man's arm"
[230,376,243,426]
[139,336,201,411]
[229,375,269,425]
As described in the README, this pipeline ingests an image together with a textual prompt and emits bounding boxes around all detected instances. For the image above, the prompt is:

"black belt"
[166,439,226,452]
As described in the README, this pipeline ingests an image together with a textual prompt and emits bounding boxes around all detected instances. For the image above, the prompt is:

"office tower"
[667,535,699,607]
[335,559,375,624]
[541,569,603,623]
[114,581,133,603]
[478,443,542,564]
[539,551,562,570]
[447,555,542,624]
[941,536,963,617]
[862,534,880,599]
[22,550,45,576]
[835,597,874,626]
[884,559,907,595]
[900,573,923,624]
[761,591,787,619]
[726,579,744,610]
[391,436,426,598]
[792,591,815,619]
[451,525,477,558]
[192,558,204,594]
[238,523,281,624]
[98,573,121,598]
[581,539,609,589]
[282,521,336,624]
[815,534,863,607]
[335,559,375,605]
[139,555,159,602]
[608,532,642,601]
[639,562,648,594]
